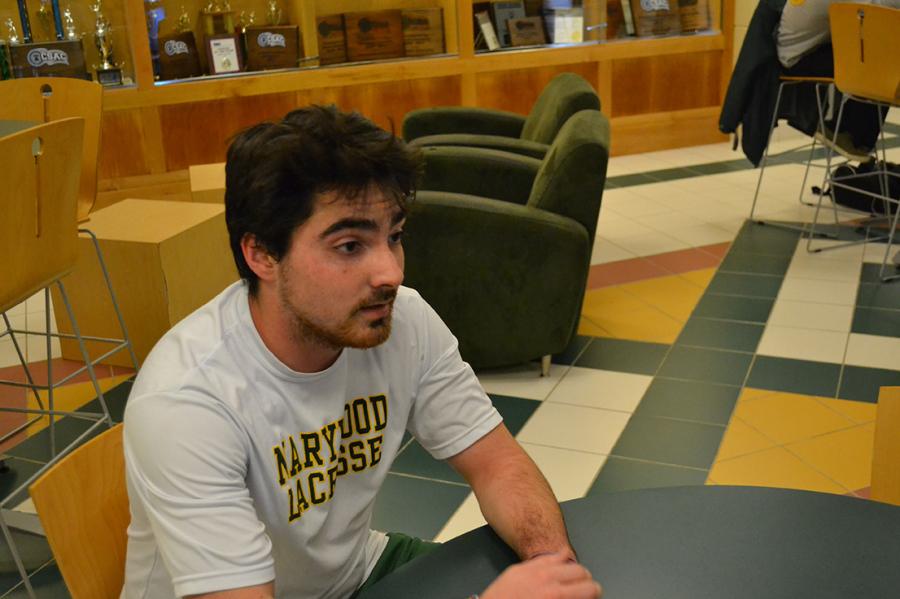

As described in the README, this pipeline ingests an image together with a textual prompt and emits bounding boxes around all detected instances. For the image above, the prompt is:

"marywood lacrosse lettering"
[272,394,388,522]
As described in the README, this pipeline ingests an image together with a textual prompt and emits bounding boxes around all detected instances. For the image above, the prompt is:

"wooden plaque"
[678,0,710,32]
[205,34,243,75]
[629,0,681,37]
[9,40,88,79]
[344,10,405,62]
[316,15,347,66]
[508,16,547,46]
[402,8,445,57]
[244,24,300,71]
[158,32,203,80]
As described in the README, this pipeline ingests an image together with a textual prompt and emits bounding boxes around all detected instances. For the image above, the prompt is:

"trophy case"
[0,0,135,85]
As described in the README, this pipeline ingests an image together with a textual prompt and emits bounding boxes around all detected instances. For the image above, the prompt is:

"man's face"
[274,187,406,351]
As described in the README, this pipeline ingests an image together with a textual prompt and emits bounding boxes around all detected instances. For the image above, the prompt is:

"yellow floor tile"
[678,267,716,289]
[582,286,645,314]
[738,387,781,403]
[733,391,856,445]
[714,418,778,461]
[586,304,683,344]
[28,375,131,436]
[620,275,705,323]
[577,316,610,338]
[816,397,877,424]
[709,446,849,495]
[787,423,875,492]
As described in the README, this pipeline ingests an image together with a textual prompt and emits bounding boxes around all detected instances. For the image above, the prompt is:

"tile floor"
[0,114,898,596]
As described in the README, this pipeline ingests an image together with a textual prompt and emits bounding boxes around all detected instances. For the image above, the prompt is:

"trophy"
[37,0,54,39]
[244,0,300,71]
[158,5,202,80]
[91,1,123,85]
[16,0,34,43]
[63,6,79,40]
[4,18,21,45]
[202,0,242,74]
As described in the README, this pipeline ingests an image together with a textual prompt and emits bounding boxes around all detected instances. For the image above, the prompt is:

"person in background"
[119,104,601,599]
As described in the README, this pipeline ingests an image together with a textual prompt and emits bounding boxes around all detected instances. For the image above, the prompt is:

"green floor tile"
[573,338,669,375]
[610,415,725,469]
[391,441,463,484]
[838,366,900,403]
[727,222,801,256]
[0,458,42,506]
[587,456,708,495]
[688,160,751,175]
[633,378,741,425]
[5,417,101,464]
[2,560,69,598]
[676,318,764,353]
[490,394,540,436]
[606,173,658,188]
[747,356,841,397]
[718,252,793,276]
[657,346,753,386]
[856,283,900,311]
[692,294,774,323]
[552,335,593,366]
[860,262,900,284]
[851,306,900,338]
[371,474,470,541]
[706,272,784,299]
[0,531,55,596]
[646,167,696,182]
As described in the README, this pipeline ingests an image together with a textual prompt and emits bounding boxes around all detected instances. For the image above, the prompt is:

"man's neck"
[247,292,342,374]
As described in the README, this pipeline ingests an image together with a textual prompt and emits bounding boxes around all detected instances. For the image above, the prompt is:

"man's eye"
[389,230,404,244]
[337,241,361,254]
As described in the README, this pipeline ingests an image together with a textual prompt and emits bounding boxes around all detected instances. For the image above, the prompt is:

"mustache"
[356,288,398,310]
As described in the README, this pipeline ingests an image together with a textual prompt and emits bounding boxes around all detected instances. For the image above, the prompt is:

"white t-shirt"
[121,282,501,599]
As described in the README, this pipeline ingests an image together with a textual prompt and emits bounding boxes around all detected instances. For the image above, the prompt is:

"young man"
[121,105,601,599]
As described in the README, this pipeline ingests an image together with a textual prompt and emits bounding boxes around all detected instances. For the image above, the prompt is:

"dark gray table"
[358,485,900,599]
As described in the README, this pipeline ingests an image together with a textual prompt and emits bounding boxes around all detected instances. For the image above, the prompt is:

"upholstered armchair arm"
[419,146,541,205]
[411,134,549,159]
[403,191,591,370]
[402,107,526,141]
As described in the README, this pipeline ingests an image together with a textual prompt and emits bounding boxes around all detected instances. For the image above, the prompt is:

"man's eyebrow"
[391,209,407,226]
[319,218,377,239]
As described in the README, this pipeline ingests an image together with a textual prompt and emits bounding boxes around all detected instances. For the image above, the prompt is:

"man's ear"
[241,234,279,283]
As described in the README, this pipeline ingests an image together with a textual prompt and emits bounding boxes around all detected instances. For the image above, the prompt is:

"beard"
[277,277,397,351]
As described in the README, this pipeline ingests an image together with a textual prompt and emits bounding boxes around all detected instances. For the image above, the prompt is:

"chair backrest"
[521,73,601,145]
[0,77,103,220]
[829,2,900,105]
[527,109,610,245]
[0,118,84,314]
[29,423,129,599]
[872,386,900,506]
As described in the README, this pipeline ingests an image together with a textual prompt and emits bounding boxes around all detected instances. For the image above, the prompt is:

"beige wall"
[733,0,756,64]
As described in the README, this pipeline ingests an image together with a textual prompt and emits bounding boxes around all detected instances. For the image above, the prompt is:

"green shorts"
[351,532,440,597]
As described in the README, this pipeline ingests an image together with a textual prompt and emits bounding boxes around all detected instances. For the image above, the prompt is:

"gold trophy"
[4,18,21,45]
[91,0,123,85]
[266,0,282,26]
[63,6,79,40]
[37,0,55,39]
[158,4,202,79]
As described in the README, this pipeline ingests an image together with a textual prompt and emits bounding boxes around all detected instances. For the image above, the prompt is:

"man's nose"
[370,244,404,289]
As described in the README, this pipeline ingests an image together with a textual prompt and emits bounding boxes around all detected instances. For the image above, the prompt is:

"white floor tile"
[756,325,848,364]
[477,362,566,401]
[665,223,736,247]
[777,277,859,306]
[516,403,631,454]
[863,242,897,265]
[793,240,865,262]
[844,333,900,371]
[602,195,671,219]
[785,255,863,282]
[637,211,706,233]
[545,367,652,414]
[606,231,690,257]
[0,339,22,369]
[433,493,484,542]
[519,443,607,502]
[591,238,637,265]
[768,299,854,332]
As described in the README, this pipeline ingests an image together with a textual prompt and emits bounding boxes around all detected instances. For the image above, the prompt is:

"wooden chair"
[29,424,128,599]
[0,119,115,599]
[872,387,900,507]
[807,3,900,281]
[0,78,102,222]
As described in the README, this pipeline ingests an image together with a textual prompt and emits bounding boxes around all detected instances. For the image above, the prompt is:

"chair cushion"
[521,73,601,144]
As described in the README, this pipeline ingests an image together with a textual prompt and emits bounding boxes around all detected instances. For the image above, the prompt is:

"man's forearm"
[449,425,575,561]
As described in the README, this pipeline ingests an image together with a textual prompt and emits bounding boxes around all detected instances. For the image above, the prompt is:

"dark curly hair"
[224,105,422,295]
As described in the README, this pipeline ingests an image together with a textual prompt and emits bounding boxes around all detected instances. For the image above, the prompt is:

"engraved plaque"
[629,0,681,37]
[678,0,710,32]
[245,24,300,70]
[9,39,88,79]
[344,10,404,62]
[402,8,444,57]
[316,14,347,66]
[158,31,202,80]
[205,33,243,75]
[508,16,547,46]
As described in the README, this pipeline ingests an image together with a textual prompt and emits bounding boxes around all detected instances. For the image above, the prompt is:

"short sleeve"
[123,393,276,597]
[405,296,502,460]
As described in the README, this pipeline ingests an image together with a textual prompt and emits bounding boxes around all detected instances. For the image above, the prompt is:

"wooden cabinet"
[2,0,735,184]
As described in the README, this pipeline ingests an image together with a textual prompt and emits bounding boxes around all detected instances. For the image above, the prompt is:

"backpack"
[822,160,900,215]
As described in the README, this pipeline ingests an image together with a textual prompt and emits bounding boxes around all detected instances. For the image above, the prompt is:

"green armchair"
[401,72,601,159]
[403,109,611,371]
